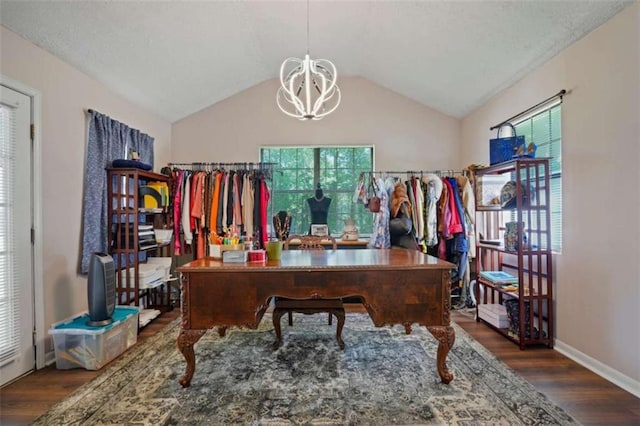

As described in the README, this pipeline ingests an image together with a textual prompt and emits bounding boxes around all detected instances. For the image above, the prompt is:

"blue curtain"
[80,110,154,274]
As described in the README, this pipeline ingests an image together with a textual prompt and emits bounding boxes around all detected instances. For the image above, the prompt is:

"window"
[514,103,562,252]
[260,146,374,236]
[0,97,19,363]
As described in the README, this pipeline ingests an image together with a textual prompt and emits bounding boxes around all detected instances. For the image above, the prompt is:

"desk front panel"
[179,250,453,331]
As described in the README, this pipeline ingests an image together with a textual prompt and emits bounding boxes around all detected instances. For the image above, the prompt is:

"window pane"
[262,146,374,237]
[514,104,562,252]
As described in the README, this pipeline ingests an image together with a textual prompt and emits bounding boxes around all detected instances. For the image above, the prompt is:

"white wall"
[172,77,460,172]
[461,3,639,391]
[0,26,172,352]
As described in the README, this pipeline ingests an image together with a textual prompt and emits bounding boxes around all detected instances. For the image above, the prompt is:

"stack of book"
[479,271,518,291]
[138,224,157,250]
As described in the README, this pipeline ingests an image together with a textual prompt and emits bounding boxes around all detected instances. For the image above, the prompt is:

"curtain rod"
[489,89,566,131]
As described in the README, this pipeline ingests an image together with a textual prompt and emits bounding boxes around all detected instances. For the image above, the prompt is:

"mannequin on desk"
[307,184,331,235]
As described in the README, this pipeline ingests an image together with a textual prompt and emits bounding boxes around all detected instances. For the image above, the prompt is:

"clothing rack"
[168,161,276,169]
[372,169,467,177]
[168,162,277,178]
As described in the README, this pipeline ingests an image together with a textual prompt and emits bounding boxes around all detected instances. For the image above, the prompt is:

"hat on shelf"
[500,180,535,209]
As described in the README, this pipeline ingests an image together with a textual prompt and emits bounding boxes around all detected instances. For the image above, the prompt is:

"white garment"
[242,174,254,238]
[422,174,443,247]
[181,173,193,245]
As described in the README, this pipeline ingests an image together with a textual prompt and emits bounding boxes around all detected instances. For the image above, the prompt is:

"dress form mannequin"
[307,184,331,234]
[273,210,292,241]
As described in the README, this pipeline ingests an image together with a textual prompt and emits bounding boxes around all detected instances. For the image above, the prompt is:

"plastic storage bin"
[49,306,139,370]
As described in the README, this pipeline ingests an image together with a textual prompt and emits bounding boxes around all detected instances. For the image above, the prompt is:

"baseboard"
[555,338,640,398]
[44,349,56,367]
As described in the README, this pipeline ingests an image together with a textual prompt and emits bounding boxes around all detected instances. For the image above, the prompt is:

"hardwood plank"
[1,307,639,426]
[0,309,180,426]
[452,309,640,426]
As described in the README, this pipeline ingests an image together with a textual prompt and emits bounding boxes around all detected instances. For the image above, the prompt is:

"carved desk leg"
[427,325,455,384]
[177,329,206,388]
[272,308,286,349]
[334,309,345,350]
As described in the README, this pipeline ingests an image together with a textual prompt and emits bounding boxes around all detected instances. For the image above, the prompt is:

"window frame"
[260,145,375,238]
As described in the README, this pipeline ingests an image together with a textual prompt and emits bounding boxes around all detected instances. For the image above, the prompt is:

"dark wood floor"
[1,307,639,425]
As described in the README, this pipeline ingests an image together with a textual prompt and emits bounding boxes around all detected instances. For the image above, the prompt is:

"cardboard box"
[209,244,243,259]
[478,303,509,329]
[49,306,139,370]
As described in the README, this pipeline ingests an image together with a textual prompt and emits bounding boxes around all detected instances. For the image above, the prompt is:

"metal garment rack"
[167,162,277,179]
[167,161,276,170]
[371,169,467,177]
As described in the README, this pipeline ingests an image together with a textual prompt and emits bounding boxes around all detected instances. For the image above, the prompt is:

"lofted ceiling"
[0,1,632,123]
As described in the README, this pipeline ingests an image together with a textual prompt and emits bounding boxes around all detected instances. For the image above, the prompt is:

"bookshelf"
[107,168,174,327]
[474,158,553,349]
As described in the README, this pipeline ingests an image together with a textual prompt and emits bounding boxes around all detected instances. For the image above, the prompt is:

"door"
[0,85,34,386]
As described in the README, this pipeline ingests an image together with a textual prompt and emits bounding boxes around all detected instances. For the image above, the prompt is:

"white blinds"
[0,103,20,364]
[515,103,562,252]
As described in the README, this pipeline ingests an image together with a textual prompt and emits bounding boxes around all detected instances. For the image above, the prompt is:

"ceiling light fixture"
[276,0,341,120]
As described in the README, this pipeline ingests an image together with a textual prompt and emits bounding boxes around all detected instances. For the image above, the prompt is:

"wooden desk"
[176,249,456,387]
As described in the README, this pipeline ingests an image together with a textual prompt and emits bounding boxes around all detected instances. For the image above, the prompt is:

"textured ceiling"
[0,1,631,122]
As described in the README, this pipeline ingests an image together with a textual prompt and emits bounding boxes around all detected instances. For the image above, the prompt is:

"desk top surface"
[178,248,455,272]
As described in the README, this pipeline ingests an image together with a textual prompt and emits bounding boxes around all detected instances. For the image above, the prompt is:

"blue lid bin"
[48,306,139,370]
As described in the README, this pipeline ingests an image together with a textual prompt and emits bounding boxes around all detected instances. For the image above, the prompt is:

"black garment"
[390,204,419,250]
[307,197,331,224]
[226,171,234,227]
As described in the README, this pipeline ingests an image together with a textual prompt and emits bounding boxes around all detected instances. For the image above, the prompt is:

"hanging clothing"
[242,173,254,239]
[168,165,272,257]
[442,178,464,236]
[422,173,443,247]
[181,171,193,248]
[259,178,270,249]
[368,176,391,249]
[172,170,184,256]
[233,172,243,227]
[352,172,368,205]
[456,175,476,259]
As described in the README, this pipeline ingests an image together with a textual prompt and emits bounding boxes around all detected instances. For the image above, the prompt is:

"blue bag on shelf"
[489,123,526,165]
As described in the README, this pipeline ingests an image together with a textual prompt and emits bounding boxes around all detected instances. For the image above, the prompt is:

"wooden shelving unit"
[474,158,554,349]
[107,168,174,327]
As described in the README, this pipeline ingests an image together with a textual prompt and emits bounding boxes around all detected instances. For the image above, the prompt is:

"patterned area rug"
[34,314,577,425]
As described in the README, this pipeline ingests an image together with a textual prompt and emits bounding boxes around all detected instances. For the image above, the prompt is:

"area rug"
[34,314,577,425]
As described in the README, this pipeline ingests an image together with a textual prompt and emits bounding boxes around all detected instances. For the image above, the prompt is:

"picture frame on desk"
[310,224,329,237]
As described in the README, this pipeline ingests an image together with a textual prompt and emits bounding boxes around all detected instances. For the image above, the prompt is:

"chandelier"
[276,0,341,120]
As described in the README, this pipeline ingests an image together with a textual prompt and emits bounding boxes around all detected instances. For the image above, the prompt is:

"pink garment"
[173,170,183,256]
[260,178,270,248]
[233,173,242,226]
[443,179,463,235]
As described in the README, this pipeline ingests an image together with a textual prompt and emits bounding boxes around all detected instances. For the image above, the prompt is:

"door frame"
[1,75,44,370]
